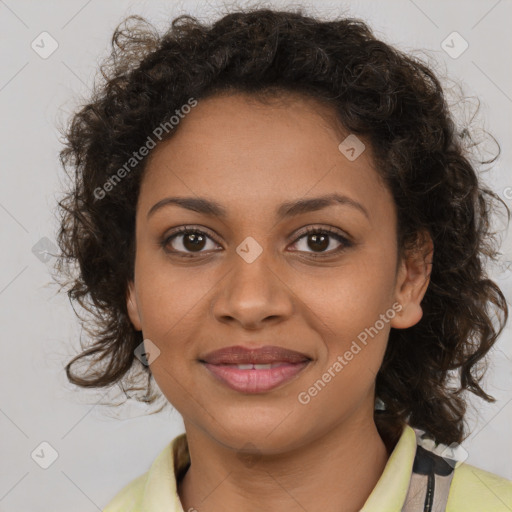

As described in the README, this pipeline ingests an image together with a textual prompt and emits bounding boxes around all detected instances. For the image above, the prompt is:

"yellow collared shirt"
[103,425,512,511]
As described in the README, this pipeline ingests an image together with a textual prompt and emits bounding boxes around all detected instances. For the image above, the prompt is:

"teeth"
[234,363,283,370]
[236,364,255,370]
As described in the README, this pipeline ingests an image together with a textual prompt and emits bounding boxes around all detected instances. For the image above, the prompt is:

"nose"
[210,250,295,330]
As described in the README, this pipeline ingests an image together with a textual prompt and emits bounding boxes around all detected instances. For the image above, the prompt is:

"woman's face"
[127,92,429,453]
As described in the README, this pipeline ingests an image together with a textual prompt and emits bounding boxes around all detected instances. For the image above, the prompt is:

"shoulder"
[447,462,512,511]
[102,472,147,512]
[101,435,187,512]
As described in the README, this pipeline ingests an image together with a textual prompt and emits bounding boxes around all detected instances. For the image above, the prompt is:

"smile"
[202,361,310,393]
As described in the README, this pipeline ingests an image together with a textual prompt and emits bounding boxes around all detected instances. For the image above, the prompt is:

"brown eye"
[305,232,330,252]
[161,228,219,256]
[181,231,207,251]
[289,227,352,257]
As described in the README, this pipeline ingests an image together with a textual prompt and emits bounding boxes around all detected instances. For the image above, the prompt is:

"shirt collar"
[361,424,417,511]
[140,424,418,512]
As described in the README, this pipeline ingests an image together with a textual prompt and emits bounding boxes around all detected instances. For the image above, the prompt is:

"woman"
[54,7,512,511]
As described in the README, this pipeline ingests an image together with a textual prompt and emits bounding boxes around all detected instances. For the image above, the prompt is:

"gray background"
[1,0,511,510]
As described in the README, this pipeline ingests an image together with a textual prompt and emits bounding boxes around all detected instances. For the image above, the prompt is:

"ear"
[390,230,433,329]
[126,280,142,331]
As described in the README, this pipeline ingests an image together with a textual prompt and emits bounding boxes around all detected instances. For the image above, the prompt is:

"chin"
[206,418,309,455]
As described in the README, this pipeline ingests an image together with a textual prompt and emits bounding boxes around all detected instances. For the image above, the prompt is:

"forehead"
[138,92,394,224]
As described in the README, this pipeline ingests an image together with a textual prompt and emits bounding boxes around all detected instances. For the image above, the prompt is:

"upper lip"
[199,345,311,365]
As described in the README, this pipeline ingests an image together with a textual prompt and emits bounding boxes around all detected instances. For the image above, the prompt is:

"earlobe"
[390,230,433,330]
[126,280,142,331]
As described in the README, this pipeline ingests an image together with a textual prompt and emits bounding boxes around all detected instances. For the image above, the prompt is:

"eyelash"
[160,225,353,259]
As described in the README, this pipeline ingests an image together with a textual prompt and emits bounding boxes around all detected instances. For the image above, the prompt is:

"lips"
[199,345,311,365]
[199,345,312,393]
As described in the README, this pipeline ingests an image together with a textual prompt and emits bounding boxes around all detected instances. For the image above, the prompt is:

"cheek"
[134,249,215,338]
[297,285,391,421]
[136,274,205,412]
[301,250,396,380]
[307,258,397,338]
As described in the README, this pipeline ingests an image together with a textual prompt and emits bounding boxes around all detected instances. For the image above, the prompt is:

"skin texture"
[126,92,433,512]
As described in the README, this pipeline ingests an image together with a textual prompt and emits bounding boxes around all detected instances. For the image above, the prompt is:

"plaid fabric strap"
[401,443,456,512]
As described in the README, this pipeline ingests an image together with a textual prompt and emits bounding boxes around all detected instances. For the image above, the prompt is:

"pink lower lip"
[202,362,310,393]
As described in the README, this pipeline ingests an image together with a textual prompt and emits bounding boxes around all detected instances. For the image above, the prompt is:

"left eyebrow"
[276,193,369,220]
[147,193,369,221]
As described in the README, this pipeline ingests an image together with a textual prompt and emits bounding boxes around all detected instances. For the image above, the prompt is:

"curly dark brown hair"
[53,6,509,447]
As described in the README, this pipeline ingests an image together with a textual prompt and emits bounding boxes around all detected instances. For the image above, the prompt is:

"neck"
[177,413,392,512]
